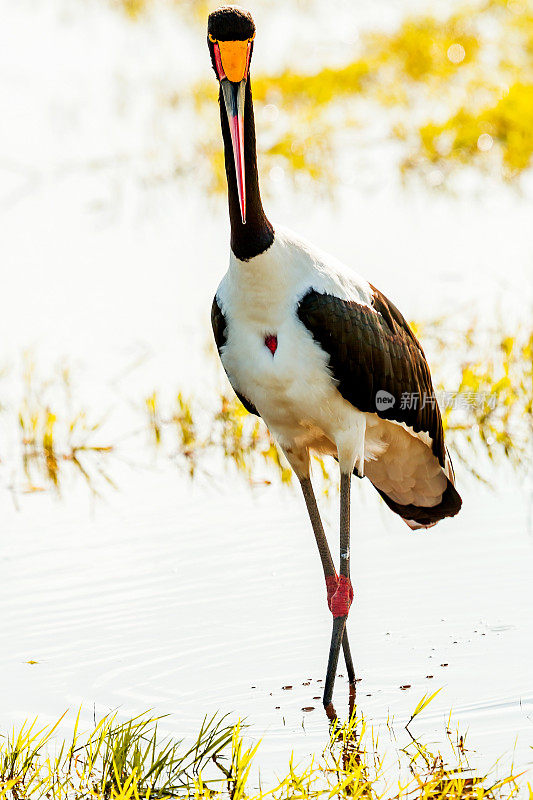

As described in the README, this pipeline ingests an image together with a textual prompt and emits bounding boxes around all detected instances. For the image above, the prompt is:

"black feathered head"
[207,6,256,223]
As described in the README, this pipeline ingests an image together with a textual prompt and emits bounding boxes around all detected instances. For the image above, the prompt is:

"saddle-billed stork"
[207,5,462,718]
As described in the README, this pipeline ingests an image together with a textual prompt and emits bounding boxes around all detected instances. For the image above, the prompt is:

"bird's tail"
[373,478,462,529]
[366,447,462,530]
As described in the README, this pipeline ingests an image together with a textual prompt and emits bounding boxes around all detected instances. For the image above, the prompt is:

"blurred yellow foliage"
[252,61,371,108]
[144,388,295,485]
[2,315,530,499]
[366,14,478,81]
[414,82,533,178]
[16,356,114,496]
[115,0,209,22]
[188,0,533,189]
[422,322,532,481]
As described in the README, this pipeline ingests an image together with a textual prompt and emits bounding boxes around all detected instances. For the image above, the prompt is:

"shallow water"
[1,462,532,781]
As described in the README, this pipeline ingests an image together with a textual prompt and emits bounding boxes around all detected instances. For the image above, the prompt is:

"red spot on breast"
[265,334,278,355]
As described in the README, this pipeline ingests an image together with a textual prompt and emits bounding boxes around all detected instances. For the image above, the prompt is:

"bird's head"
[207,6,256,224]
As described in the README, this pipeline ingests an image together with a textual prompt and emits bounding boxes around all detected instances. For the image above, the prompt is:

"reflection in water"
[322,705,517,800]
[13,356,116,499]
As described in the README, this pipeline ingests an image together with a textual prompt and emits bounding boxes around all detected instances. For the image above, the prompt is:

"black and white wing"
[211,295,260,416]
[297,286,461,527]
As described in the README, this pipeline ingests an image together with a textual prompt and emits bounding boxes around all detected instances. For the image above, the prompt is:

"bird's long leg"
[339,472,351,582]
[343,631,356,717]
[323,471,353,719]
[300,477,335,576]
[300,477,356,692]
[323,617,347,718]
[283,445,355,719]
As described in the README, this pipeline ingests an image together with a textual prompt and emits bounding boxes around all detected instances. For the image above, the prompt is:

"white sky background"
[0,0,532,785]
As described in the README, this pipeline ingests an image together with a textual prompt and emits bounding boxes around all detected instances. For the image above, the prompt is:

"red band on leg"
[330,575,353,618]
[325,574,338,611]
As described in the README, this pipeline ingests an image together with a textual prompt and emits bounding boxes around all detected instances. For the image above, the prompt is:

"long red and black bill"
[212,38,251,225]
[221,78,247,224]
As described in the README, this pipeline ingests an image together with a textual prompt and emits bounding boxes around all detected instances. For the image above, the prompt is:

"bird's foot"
[326,574,353,618]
